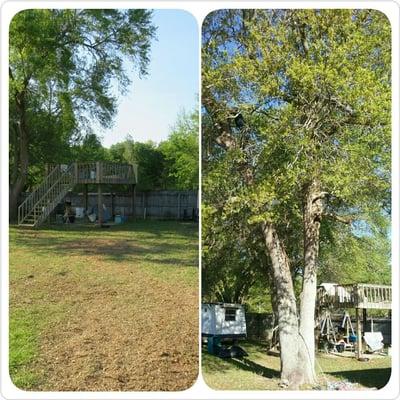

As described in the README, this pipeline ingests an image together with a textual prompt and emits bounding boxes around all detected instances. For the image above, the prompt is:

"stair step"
[18,166,74,227]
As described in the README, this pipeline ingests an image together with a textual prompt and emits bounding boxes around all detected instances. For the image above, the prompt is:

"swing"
[341,311,356,351]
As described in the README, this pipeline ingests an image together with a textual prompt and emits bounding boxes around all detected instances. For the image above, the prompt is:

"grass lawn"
[9,220,198,391]
[202,341,391,391]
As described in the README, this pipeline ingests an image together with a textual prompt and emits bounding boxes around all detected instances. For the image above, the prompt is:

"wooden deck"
[48,162,137,185]
[317,283,392,310]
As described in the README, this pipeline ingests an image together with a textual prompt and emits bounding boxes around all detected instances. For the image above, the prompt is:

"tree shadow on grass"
[34,220,197,236]
[326,368,391,389]
[225,357,280,379]
[11,222,198,265]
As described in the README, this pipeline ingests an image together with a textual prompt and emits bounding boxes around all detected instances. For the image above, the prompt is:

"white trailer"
[202,303,247,339]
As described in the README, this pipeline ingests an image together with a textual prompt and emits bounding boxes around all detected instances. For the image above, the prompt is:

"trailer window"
[225,308,237,321]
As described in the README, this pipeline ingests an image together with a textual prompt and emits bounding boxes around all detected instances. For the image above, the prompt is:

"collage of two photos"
[6,5,394,395]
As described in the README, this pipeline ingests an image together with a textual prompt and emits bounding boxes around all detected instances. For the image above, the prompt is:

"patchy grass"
[9,220,198,391]
[202,340,391,391]
[9,308,40,389]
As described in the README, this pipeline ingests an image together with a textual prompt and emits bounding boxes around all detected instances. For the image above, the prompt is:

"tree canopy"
[159,109,199,190]
[106,108,198,191]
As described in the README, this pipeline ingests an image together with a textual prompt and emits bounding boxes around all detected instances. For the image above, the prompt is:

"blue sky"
[100,10,198,148]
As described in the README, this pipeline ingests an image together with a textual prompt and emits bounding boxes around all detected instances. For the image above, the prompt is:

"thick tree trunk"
[262,222,309,388]
[9,91,29,223]
[298,180,323,384]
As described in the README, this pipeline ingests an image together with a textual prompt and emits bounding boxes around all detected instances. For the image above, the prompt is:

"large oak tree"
[202,9,390,387]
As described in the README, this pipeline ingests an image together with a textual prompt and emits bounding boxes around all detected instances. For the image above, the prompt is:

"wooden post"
[131,184,136,218]
[84,184,88,212]
[74,162,78,183]
[363,308,367,332]
[98,184,103,224]
[96,162,101,183]
[356,308,362,359]
[111,193,115,218]
[177,192,181,219]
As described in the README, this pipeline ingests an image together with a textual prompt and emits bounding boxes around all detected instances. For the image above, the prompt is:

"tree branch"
[323,212,355,224]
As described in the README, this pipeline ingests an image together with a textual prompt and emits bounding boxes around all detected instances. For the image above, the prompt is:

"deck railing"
[317,283,392,310]
[101,162,135,184]
[73,162,136,184]
[355,284,392,309]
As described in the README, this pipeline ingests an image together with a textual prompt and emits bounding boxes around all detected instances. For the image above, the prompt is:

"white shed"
[202,303,247,338]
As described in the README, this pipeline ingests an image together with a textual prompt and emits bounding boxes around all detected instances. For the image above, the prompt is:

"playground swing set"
[316,283,392,359]
[266,283,391,360]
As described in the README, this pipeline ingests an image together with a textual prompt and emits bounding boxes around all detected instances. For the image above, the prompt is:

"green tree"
[160,109,199,190]
[9,9,156,220]
[108,138,165,191]
[202,9,390,387]
[72,133,109,162]
[318,216,391,285]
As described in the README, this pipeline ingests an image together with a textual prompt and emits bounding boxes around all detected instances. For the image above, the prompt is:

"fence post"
[143,192,146,219]
[131,184,136,218]
[177,192,181,220]
[84,184,88,212]
[96,162,101,183]
[74,162,78,183]
[98,184,103,224]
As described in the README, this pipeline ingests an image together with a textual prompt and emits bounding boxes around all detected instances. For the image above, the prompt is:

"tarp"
[364,332,384,352]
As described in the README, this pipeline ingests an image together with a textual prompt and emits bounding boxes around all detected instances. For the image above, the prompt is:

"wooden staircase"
[18,164,76,227]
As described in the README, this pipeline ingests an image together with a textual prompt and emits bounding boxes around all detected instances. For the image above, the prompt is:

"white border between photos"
[1,1,399,399]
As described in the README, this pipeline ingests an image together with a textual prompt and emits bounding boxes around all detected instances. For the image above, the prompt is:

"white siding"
[202,303,246,337]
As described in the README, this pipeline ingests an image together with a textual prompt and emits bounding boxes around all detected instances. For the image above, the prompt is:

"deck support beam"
[356,307,363,359]
[98,184,103,224]
[363,309,367,332]
[84,184,88,213]
[131,184,136,218]
[111,193,115,218]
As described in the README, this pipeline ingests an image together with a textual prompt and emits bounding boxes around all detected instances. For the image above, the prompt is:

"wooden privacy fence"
[245,313,276,342]
[60,190,198,220]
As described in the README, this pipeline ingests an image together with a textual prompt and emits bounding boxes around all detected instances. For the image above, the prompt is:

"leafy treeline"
[202,9,390,386]
[74,108,199,191]
[11,106,198,193]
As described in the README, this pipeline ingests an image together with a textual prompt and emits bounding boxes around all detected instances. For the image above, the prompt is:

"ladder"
[18,164,76,227]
